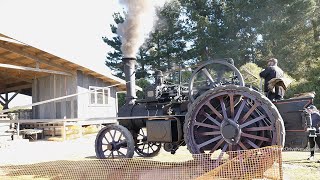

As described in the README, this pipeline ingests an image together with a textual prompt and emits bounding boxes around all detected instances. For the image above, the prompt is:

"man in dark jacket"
[306,105,320,161]
[259,58,284,100]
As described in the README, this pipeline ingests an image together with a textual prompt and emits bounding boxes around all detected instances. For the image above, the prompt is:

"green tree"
[103,12,124,78]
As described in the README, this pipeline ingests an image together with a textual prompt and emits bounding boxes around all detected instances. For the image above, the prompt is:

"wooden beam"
[35,51,48,56]
[0,94,5,102]
[0,41,74,74]
[12,56,28,62]
[0,71,33,83]
[0,55,28,65]
[0,63,72,76]
[8,91,19,103]
[0,51,12,56]
[0,84,32,93]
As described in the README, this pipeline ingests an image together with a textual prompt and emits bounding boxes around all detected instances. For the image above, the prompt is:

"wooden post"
[78,124,83,138]
[17,122,20,138]
[63,121,66,141]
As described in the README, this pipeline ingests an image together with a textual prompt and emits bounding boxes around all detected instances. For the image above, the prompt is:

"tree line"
[104,0,320,106]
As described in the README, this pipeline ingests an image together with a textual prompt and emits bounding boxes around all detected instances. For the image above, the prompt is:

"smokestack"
[118,1,167,104]
[123,57,137,105]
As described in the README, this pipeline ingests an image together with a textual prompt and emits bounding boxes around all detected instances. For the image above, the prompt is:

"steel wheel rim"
[99,128,129,158]
[189,88,276,155]
[188,59,245,102]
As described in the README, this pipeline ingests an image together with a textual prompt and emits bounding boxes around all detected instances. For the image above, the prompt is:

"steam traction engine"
[95,57,313,159]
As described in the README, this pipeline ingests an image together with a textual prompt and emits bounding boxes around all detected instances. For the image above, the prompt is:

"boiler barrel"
[118,104,164,130]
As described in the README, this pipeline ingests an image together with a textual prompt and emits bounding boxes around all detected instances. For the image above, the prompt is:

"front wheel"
[95,124,135,159]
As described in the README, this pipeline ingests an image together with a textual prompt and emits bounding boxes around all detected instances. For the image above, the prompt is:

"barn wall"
[76,71,117,119]
[32,74,77,119]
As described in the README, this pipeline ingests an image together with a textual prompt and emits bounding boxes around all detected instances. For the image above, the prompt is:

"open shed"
[0,33,135,120]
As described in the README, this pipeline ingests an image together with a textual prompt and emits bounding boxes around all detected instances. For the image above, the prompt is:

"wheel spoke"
[113,130,117,141]
[228,144,233,152]
[229,93,235,118]
[194,121,220,130]
[210,138,225,153]
[197,135,222,149]
[203,112,221,126]
[234,99,246,122]
[245,139,259,149]
[242,126,272,132]
[240,115,266,128]
[216,143,228,166]
[205,102,223,120]
[238,141,247,150]
[201,68,215,84]
[118,133,123,141]
[242,132,271,142]
[239,103,259,123]
[109,131,115,141]
[236,146,241,159]
[141,129,146,136]
[106,152,112,158]
[219,97,228,119]
[200,131,221,136]
[104,136,110,143]
[150,145,155,152]
[117,150,125,156]
[111,151,114,159]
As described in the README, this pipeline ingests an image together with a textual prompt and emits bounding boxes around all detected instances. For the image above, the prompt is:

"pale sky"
[0,0,123,107]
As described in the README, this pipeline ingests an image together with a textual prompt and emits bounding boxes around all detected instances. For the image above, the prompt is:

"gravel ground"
[0,134,320,179]
[0,134,97,165]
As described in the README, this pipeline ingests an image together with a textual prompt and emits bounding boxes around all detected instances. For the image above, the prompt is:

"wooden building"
[0,33,139,121]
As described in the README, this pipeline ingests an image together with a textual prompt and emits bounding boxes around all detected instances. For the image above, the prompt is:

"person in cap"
[259,58,285,100]
[306,105,320,161]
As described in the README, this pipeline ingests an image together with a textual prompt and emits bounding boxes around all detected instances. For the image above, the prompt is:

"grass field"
[0,134,320,179]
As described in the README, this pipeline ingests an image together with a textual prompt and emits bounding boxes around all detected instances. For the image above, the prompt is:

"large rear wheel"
[184,85,285,156]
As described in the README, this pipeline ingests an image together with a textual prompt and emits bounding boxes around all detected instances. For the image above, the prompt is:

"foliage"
[105,0,320,106]
[117,78,151,108]
[239,62,295,93]
[286,63,320,106]
[117,93,125,108]
[136,79,151,99]
[104,0,187,79]
[239,63,263,89]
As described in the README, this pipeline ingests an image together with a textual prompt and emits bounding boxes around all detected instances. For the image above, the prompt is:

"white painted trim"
[88,86,111,106]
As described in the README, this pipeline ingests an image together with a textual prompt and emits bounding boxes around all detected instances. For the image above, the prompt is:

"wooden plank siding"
[32,70,118,120]
[76,71,117,119]
[32,74,77,119]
